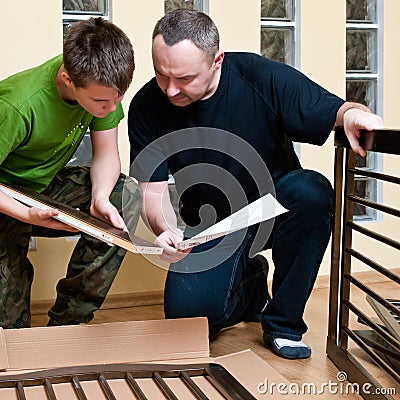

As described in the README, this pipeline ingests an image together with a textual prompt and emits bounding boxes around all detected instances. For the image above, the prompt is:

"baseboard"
[31,290,164,316]
[32,269,398,316]
[313,268,400,290]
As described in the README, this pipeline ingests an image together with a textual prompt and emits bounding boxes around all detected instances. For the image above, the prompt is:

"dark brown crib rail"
[327,127,400,400]
[0,362,256,400]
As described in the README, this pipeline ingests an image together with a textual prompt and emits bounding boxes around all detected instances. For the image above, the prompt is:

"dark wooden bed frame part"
[0,362,256,400]
[0,183,162,255]
[327,127,400,400]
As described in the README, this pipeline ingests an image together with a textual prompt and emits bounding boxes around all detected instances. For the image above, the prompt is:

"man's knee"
[164,275,226,322]
[277,169,333,216]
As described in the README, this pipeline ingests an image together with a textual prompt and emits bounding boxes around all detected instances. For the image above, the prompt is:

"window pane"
[346,0,376,22]
[355,154,367,168]
[346,79,376,112]
[63,0,107,14]
[261,27,294,65]
[168,184,185,230]
[67,133,92,166]
[355,152,377,169]
[261,0,293,20]
[346,29,377,72]
[63,20,79,39]
[353,179,367,216]
[164,0,205,13]
[353,178,376,218]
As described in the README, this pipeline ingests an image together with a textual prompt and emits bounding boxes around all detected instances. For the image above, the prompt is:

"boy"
[0,17,140,328]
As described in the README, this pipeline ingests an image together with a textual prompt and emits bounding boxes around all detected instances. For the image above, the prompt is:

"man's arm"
[139,180,190,262]
[89,127,126,230]
[334,101,384,157]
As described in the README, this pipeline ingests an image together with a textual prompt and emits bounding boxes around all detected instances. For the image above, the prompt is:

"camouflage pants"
[0,166,141,328]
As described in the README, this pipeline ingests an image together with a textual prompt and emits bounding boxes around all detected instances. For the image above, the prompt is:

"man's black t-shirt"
[128,52,344,228]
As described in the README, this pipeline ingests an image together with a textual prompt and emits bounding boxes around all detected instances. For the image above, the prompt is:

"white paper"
[177,193,288,249]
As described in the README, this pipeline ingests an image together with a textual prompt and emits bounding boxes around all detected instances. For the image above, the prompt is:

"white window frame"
[62,0,110,18]
[63,0,111,39]
[260,0,301,156]
[60,1,112,242]
[164,0,209,14]
[62,1,112,168]
[260,0,300,69]
[346,1,383,222]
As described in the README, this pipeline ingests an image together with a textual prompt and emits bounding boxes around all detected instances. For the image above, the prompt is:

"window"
[260,0,297,67]
[260,0,300,157]
[163,0,209,222]
[62,1,111,167]
[63,0,110,39]
[346,0,382,221]
[164,0,208,14]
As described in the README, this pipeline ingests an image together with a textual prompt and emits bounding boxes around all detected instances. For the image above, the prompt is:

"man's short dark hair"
[153,9,219,57]
[63,17,134,95]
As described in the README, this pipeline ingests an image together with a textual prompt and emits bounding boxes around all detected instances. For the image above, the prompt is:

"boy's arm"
[0,187,78,231]
[89,127,126,230]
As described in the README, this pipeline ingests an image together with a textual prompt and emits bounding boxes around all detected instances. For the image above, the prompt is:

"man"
[128,9,383,359]
[0,18,141,328]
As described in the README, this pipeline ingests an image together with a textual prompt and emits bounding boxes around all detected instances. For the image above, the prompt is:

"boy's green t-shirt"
[0,55,124,192]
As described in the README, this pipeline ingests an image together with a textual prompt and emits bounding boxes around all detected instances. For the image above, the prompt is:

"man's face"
[72,83,124,118]
[152,35,223,107]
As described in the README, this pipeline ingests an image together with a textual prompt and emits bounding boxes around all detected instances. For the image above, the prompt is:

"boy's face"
[72,83,124,118]
[152,35,223,107]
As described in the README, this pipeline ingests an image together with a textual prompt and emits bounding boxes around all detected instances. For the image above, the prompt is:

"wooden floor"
[31,276,399,399]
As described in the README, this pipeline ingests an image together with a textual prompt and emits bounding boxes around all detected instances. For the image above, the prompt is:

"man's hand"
[343,108,384,157]
[155,230,191,263]
[90,197,127,231]
[27,207,79,232]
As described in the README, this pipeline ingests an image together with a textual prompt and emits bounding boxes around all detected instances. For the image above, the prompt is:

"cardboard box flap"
[0,329,8,370]
[0,348,308,399]
[0,320,309,400]
[216,349,309,399]
[2,317,209,371]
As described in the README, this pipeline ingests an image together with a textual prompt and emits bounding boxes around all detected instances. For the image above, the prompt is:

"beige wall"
[1,2,62,80]
[1,0,398,301]
[292,1,346,275]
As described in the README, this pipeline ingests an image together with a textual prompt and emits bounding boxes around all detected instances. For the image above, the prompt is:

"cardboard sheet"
[0,317,307,399]
[0,318,209,371]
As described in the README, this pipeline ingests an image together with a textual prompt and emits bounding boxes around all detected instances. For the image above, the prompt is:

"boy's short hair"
[153,9,219,58]
[63,17,134,95]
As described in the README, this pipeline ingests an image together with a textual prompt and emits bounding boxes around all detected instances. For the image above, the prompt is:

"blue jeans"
[164,169,334,341]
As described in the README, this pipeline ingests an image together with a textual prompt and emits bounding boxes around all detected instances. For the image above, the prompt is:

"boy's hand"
[90,197,127,231]
[27,207,79,232]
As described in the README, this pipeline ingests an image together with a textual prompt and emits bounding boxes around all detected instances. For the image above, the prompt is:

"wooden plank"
[0,183,162,255]
[334,127,400,155]
[0,329,9,371]
[366,295,400,343]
